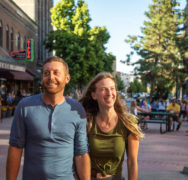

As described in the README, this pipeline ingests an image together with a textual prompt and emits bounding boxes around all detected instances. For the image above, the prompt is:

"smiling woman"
[79,72,144,180]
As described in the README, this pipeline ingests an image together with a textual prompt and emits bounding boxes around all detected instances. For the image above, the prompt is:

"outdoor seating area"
[138,111,175,134]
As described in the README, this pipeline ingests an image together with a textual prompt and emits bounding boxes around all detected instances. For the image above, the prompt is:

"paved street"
[0,116,188,180]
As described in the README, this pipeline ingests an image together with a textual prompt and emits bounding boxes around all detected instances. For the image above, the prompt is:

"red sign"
[10,49,26,60]
[26,40,31,60]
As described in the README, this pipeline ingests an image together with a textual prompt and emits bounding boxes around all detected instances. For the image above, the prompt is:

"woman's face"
[91,78,117,109]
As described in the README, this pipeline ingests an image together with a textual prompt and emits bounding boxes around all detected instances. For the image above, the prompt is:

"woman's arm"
[127,133,139,180]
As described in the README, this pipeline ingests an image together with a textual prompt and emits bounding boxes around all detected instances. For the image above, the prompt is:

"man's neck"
[42,92,65,108]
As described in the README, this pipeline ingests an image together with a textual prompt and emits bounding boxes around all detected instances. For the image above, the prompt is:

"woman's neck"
[97,108,117,122]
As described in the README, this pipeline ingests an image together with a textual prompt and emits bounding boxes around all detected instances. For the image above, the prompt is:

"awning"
[9,71,34,81]
[0,70,34,81]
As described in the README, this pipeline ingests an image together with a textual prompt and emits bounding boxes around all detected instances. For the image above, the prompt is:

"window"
[24,36,26,49]
[10,28,14,51]
[6,25,9,50]
[17,32,20,50]
[0,21,2,47]
[21,36,23,49]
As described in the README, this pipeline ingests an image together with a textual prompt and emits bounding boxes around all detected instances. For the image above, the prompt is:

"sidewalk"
[0,117,22,180]
[0,117,188,180]
[123,121,188,179]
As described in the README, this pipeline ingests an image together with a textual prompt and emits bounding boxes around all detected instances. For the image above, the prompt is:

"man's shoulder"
[66,97,82,107]
[65,97,86,117]
[18,94,41,106]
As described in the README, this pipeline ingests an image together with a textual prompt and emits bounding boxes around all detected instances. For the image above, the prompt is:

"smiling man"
[6,56,90,180]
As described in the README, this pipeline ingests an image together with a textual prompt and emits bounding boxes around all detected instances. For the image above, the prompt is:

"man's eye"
[43,72,49,76]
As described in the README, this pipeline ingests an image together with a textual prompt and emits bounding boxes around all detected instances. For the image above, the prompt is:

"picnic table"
[138,111,175,134]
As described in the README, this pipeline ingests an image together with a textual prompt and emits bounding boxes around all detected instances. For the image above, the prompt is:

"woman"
[79,72,144,180]
[129,100,144,116]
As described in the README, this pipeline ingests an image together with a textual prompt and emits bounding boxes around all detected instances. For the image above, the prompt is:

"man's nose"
[48,72,54,80]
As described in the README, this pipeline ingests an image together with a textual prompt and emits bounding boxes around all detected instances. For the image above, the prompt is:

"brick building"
[13,0,53,65]
[0,0,53,103]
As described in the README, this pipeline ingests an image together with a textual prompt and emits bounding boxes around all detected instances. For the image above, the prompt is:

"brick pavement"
[123,122,188,179]
[0,117,23,180]
[0,117,188,180]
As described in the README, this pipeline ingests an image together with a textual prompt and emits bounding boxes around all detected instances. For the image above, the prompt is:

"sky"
[53,0,187,74]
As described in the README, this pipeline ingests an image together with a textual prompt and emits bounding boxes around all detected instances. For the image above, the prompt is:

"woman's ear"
[91,92,96,100]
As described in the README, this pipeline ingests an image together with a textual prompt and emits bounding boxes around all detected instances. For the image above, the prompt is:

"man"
[166,99,181,131]
[6,56,91,180]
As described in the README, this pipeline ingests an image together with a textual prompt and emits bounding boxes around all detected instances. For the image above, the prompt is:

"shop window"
[0,21,2,47]
[6,25,9,50]
[10,28,14,51]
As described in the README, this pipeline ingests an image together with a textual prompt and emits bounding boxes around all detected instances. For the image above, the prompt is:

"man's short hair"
[43,56,69,74]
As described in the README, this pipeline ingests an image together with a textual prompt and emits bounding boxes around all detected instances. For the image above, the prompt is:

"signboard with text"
[10,39,34,62]
[10,49,26,60]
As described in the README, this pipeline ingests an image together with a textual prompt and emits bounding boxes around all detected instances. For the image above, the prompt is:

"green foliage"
[45,0,115,89]
[129,79,146,93]
[124,0,188,97]
[115,75,125,91]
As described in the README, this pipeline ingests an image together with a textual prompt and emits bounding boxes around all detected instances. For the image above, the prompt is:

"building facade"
[0,0,53,107]
[13,0,53,65]
[0,0,38,97]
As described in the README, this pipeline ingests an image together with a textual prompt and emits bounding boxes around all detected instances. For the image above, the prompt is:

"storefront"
[0,57,37,105]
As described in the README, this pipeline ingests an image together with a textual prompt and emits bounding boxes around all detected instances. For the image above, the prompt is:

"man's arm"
[6,145,23,180]
[75,153,91,180]
[127,134,139,180]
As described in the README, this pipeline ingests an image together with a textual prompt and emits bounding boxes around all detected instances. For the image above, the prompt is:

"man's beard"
[43,84,65,95]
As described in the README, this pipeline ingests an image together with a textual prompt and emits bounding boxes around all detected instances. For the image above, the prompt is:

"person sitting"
[130,100,143,116]
[157,99,166,112]
[166,99,181,131]
[140,99,151,130]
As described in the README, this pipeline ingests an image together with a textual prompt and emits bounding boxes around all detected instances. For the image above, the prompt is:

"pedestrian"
[6,56,90,180]
[79,72,144,180]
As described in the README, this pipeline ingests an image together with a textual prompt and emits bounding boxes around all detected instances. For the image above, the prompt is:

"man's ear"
[65,74,71,84]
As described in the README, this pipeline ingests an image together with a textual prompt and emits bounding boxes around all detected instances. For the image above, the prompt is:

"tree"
[123,0,188,97]
[129,79,146,94]
[115,75,124,92]
[44,0,115,91]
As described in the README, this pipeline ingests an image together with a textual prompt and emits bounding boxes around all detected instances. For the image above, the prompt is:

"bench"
[138,118,168,134]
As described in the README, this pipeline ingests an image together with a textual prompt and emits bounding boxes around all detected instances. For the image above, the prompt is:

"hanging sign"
[10,39,34,62]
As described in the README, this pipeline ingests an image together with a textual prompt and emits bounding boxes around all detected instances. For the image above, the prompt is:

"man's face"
[42,61,70,95]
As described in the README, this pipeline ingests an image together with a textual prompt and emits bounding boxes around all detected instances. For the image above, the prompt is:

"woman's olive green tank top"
[88,119,130,177]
